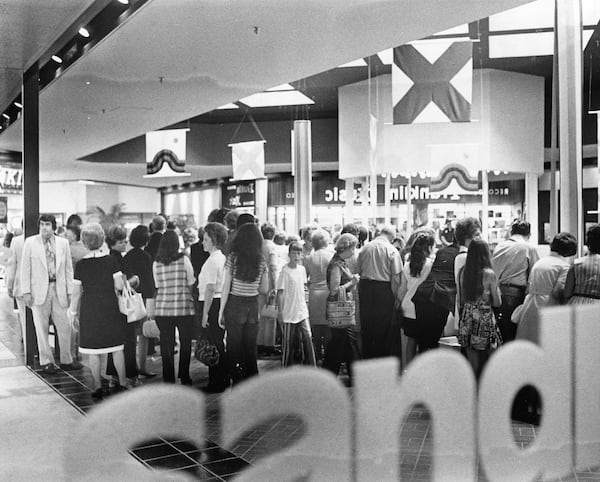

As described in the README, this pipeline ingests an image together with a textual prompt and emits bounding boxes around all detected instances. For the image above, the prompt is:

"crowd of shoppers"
[11,208,600,405]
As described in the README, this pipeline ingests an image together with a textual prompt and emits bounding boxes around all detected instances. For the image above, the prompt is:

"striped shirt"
[225,253,267,297]
[153,256,195,316]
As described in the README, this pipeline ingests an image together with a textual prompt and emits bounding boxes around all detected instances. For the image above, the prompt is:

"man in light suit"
[20,214,78,373]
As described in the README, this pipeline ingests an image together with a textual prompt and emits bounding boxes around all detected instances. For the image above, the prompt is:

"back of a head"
[261,223,276,240]
[311,229,331,251]
[208,208,231,225]
[129,224,150,248]
[341,223,359,237]
[586,224,600,254]
[273,232,286,245]
[550,232,577,257]
[380,225,397,240]
[335,233,358,253]
[511,220,531,237]
[223,210,240,231]
[204,222,228,251]
[156,230,181,264]
[455,217,481,246]
[66,214,83,228]
[463,239,492,300]
[236,213,255,229]
[151,215,166,233]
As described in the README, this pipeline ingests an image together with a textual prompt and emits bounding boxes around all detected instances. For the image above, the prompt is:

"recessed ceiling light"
[79,27,90,38]
[266,83,295,92]
[117,0,129,4]
[51,55,62,63]
[2,114,9,119]
[239,90,314,108]
[85,81,91,85]
[14,102,22,109]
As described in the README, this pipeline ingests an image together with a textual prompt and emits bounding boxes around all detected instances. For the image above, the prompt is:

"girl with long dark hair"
[458,239,502,378]
[153,230,195,384]
[397,232,435,367]
[218,223,269,384]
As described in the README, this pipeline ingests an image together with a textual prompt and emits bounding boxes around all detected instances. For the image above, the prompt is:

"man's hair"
[511,220,531,237]
[550,232,577,257]
[261,223,276,240]
[150,215,166,232]
[586,224,600,254]
[38,214,57,231]
[455,217,481,246]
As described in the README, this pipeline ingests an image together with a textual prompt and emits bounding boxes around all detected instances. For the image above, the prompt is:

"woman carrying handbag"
[323,233,361,385]
[196,222,230,393]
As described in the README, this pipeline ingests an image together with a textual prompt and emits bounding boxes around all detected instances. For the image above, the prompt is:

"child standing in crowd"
[277,241,316,367]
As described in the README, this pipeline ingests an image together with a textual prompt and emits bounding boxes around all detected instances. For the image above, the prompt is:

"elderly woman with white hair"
[323,233,361,384]
[304,229,334,363]
[68,223,127,399]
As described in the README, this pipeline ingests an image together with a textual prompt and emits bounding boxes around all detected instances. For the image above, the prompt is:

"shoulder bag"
[326,287,356,329]
[118,279,147,323]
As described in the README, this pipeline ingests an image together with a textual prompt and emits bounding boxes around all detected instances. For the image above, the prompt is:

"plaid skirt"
[458,299,502,351]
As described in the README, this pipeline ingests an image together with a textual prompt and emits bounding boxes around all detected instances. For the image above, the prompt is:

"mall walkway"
[0,283,599,480]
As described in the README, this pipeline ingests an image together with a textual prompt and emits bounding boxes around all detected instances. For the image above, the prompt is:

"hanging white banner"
[144,128,190,178]
[229,140,266,181]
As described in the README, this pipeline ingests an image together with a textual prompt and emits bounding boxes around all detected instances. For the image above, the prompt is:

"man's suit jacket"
[5,235,24,297]
[20,234,73,307]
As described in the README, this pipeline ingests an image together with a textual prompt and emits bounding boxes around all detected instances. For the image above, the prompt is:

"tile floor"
[2,285,600,480]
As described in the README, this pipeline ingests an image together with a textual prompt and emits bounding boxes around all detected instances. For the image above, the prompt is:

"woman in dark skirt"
[68,223,126,399]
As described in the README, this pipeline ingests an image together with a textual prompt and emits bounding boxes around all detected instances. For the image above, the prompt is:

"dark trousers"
[323,327,360,380]
[495,285,526,344]
[359,280,395,359]
[413,302,448,351]
[156,315,194,383]
[199,300,229,389]
[107,316,137,378]
[224,295,259,385]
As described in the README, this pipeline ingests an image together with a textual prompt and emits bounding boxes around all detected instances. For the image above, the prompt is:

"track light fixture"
[2,114,9,120]
[14,102,22,109]
[78,27,90,38]
[51,55,63,63]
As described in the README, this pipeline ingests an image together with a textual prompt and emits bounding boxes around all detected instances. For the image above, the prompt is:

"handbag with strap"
[142,318,160,339]
[260,290,279,319]
[194,329,220,367]
[118,280,147,323]
[326,287,356,329]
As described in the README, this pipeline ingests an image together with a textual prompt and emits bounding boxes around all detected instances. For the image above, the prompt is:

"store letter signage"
[61,305,598,480]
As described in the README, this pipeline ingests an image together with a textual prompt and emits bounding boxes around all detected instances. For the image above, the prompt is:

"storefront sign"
[58,304,598,481]
[267,173,524,206]
[0,166,22,193]
[222,180,256,209]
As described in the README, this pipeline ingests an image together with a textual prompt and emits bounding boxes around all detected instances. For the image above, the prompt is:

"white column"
[525,172,539,245]
[370,173,378,225]
[406,175,413,237]
[481,170,489,241]
[384,174,391,225]
[344,178,354,225]
[293,120,312,233]
[254,178,268,224]
[556,0,583,253]
[361,178,369,228]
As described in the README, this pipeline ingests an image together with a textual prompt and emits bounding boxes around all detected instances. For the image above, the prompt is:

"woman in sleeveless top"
[397,232,435,368]
[323,233,360,384]
[153,230,195,384]
[219,223,269,385]
[458,239,502,379]
[564,224,600,305]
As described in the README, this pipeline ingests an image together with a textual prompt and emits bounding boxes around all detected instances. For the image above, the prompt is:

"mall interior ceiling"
[0,0,598,188]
